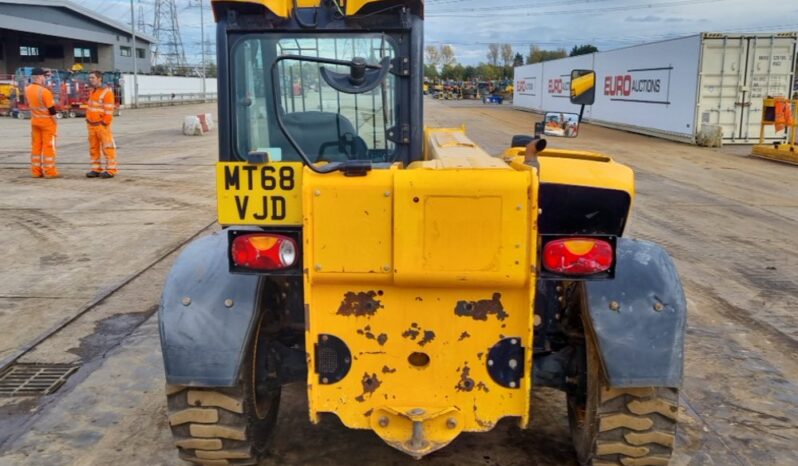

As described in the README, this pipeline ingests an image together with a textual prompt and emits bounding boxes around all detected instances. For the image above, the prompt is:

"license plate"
[216,162,303,225]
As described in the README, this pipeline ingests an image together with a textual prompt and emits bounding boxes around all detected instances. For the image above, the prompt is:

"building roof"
[0,0,156,44]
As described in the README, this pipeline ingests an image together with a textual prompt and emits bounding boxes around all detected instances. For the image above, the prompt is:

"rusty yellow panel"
[303,168,394,284]
[393,169,531,287]
[216,162,303,226]
[304,163,539,456]
[306,286,533,447]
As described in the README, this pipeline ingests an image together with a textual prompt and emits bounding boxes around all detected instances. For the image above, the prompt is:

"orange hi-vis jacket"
[86,87,115,125]
[25,82,58,177]
[25,82,55,120]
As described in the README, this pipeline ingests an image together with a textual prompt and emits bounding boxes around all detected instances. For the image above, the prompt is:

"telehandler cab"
[159,2,686,465]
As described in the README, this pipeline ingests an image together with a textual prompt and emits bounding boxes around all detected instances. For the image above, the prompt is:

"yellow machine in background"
[0,77,16,116]
[751,97,798,165]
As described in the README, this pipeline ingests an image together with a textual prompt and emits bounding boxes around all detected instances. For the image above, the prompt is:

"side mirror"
[543,112,580,138]
[570,69,596,106]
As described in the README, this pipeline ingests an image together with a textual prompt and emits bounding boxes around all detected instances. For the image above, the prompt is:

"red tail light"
[231,234,297,270]
[543,238,614,276]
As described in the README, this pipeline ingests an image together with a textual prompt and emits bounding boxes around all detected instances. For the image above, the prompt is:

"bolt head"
[509,381,517,388]
[609,301,620,311]
[654,302,664,312]
[181,297,191,306]
[224,299,234,308]
[408,408,425,416]
[488,359,494,367]
[314,189,321,196]
[315,264,322,271]
[321,377,329,384]
[446,418,457,429]
[378,416,389,427]
[508,358,518,369]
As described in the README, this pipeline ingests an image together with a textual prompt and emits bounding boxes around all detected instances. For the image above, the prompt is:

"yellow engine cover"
[303,146,538,456]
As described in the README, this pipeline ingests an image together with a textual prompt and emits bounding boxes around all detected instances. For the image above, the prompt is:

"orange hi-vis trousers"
[31,118,58,178]
[87,124,118,175]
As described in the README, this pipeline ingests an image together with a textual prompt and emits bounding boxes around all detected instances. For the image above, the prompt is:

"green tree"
[424,64,439,80]
[513,53,524,67]
[526,45,567,64]
[570,44,599,57]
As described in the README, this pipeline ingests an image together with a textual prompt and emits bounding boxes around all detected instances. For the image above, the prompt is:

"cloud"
[626,15,662,22]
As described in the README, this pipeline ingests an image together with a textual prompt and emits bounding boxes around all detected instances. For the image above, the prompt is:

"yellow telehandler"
[159,2,686,465]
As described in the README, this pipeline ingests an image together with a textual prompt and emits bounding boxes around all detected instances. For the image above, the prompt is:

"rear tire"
[165,317,280,465]
[567,329,679,466]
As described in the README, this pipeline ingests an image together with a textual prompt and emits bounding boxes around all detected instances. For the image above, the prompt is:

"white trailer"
[513,33,798,144]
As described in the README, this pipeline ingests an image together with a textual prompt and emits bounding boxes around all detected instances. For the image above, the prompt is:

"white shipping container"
[513,33,798,144]
[120,74,218,105]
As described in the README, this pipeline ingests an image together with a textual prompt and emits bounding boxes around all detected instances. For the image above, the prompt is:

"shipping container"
[120,74,218,106]
[513,33,798,144]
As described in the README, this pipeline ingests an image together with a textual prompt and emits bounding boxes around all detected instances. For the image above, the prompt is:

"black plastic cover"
[539,184,631,235]
[159,231,262,386]
[582,238,686,388]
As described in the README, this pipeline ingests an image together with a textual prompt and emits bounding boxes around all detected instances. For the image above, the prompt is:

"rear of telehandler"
[158,2,686,465]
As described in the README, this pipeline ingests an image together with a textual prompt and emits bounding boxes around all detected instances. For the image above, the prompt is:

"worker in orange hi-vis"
[24,68,59,178]
[85,71,118,178]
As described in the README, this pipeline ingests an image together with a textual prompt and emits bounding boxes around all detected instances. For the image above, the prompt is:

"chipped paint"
[458,331,471,341]
[354,373,382,402]
[337,291,384,317]
[419,330,436,347]
[357,325,389,346]
[402,323,421,340]
[455,365,475,392]
[382,366,397,374]
[476,382,490,393]
[454,293,509,321]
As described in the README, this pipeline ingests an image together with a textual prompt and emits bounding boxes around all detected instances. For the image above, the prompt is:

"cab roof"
[211,0,423,21]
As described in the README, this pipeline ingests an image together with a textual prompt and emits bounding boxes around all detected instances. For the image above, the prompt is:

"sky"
[79,0,798,66]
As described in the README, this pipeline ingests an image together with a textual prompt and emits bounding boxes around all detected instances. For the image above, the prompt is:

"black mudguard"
[159,230,261,386]
[582,238,686,388]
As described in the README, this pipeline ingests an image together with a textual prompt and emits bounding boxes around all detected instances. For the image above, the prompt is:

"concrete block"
[202,113,215,132]
[183,116,204,136]
[696,125,723,148]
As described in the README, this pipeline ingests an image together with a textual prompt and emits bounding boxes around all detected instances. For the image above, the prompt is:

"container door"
[697,36,747,143]
[698,35,797,144]
[742,36,797,142]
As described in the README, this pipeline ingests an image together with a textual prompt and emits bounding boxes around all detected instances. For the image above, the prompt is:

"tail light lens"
[542,238,614,276]
[231,234,297,270]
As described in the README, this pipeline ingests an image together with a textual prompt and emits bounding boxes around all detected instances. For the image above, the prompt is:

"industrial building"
[0,0,154,75]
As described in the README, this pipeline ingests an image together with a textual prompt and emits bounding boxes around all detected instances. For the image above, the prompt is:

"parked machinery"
[751,97,798,165]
